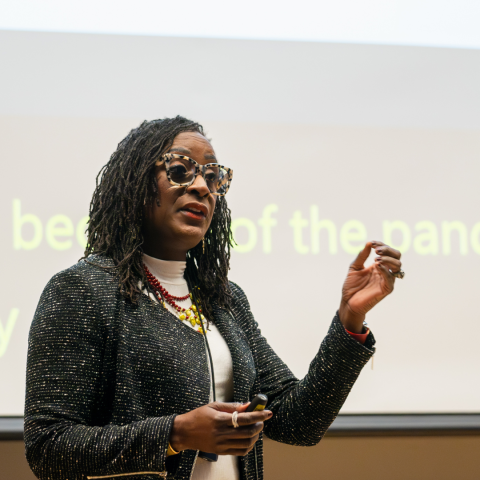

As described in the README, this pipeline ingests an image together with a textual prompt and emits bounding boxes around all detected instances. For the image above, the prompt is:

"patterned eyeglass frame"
[155,154,233,196]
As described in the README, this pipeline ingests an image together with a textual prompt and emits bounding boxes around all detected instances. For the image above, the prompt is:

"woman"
[24,117,403,480]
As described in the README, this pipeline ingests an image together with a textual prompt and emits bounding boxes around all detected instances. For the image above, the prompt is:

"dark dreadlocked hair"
[81,116,234,322]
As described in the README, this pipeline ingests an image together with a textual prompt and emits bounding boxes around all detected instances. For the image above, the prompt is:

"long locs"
[185,196,234,325]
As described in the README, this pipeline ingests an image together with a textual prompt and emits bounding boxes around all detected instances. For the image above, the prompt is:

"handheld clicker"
[246,394,268,413]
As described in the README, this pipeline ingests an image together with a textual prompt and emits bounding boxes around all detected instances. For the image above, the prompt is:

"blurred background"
[1,0,479,478]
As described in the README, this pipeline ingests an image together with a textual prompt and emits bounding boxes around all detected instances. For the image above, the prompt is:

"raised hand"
[338,241,402,333]
[169,401,273,456]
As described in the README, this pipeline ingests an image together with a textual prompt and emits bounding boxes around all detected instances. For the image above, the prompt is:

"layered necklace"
[143,264,207,335]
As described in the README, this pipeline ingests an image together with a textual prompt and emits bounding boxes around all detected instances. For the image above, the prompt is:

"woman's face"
[142,131,218,261]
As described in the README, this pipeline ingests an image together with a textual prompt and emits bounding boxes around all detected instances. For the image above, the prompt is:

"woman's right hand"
[169,402,273,456]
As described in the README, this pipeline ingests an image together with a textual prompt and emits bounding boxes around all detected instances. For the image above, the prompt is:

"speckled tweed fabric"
[24,255,375,480]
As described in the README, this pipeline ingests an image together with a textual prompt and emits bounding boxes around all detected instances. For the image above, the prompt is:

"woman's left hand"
[338,241,402,333]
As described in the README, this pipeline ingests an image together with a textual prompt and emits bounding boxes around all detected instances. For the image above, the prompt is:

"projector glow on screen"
[1,0,480,49]
[0,28,479,417]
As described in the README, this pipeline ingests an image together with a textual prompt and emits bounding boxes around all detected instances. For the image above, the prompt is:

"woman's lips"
[180,208,206,220]
[179,202,208,220]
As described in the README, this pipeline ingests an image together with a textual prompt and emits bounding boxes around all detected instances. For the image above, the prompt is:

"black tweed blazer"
[24,256,375,480]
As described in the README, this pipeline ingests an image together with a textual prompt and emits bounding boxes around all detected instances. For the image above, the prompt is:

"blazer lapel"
[212,305,257,404]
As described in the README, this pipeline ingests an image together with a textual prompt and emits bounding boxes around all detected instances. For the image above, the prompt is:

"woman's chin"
[175,225,205,249]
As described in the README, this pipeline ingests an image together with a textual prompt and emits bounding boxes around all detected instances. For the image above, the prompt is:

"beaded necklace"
[144,264,207,334]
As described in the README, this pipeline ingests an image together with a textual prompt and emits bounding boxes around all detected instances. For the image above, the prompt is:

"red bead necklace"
[143,264,206,334]
[144,264,190,303]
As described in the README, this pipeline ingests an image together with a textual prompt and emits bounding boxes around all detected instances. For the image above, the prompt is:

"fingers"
[375,256,402,272]
[221,444,259,456]
[375,261,395,287]
[350,242,372,270]
[372,240,402,274]
[215,408,272,430]
[230,421,264,438]
[372,260,396,297]
[235,403,250,413]
[371,241,401,260]
[210,401,244,413]
[350,241,402,272]
[215,411,268,457]
[236,410,272,427]
[202,407,273,457]
[221,433,261,456]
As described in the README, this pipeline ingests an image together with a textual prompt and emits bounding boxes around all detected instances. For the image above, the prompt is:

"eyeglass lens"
[168,157,230,195]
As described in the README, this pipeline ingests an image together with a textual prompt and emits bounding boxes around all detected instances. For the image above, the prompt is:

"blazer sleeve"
[24,268,175,480]
[229,282,375,447]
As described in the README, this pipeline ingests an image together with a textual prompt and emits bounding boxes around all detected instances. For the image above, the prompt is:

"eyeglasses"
[156,154,233,196]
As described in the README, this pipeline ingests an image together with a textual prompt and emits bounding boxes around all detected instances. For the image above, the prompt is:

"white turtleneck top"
[142,254,239,480]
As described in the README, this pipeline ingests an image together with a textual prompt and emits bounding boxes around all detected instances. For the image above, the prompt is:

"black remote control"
[246,394,268,412]
[199,395,268,462]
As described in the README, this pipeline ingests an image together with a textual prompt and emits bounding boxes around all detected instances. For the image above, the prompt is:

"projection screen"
[1,28,479,416]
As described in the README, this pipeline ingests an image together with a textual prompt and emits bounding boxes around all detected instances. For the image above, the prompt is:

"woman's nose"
[186,173,211,197]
